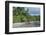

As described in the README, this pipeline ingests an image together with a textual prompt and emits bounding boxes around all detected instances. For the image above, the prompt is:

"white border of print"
[9,3,43,32]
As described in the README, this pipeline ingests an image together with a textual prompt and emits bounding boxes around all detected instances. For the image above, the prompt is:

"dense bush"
[13,7,40,23]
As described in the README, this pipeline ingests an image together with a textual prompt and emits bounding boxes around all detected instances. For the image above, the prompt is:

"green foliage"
[13,7,28,23]
[13,7,40,23]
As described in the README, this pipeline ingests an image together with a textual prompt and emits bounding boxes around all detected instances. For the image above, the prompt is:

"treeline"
[28,16,40,21]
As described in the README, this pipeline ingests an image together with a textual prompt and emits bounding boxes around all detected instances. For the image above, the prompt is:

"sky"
[25,7,40,16]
